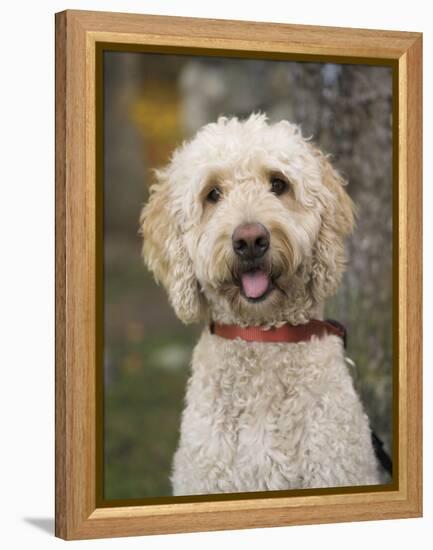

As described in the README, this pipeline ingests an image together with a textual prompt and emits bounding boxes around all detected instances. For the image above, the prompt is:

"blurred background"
[103,51,393,500]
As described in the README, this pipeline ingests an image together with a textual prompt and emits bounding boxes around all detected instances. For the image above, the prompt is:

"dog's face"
[140,114,354,326]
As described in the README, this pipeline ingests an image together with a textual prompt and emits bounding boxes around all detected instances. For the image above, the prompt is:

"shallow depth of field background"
[103,51,393,500]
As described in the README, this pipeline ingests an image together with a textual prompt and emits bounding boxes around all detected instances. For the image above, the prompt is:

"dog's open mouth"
[239,269,273,302]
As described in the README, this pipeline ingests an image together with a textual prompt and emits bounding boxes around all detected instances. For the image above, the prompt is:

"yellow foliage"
[131,81,182,167]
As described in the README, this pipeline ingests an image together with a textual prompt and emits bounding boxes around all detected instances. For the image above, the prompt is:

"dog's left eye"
[206,187,222,203]
[270,176,289,196]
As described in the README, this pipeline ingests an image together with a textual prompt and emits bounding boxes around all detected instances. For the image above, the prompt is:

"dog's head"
[140,114,354,326]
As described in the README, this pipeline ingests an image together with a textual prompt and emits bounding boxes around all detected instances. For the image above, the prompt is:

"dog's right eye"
[206,187,222,203]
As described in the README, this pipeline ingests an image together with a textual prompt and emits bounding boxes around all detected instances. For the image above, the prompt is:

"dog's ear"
[139,173,204,324]
[309,148,355,303]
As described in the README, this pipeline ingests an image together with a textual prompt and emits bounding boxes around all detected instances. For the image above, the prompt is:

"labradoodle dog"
[140,113,381,495]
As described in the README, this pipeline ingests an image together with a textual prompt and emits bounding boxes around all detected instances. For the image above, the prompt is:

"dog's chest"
[183,331,348,491]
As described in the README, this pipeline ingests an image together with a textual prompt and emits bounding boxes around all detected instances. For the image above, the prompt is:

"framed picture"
[55,10,422,540]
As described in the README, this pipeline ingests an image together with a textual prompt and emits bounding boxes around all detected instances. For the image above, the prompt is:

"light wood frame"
[55,9,422,540]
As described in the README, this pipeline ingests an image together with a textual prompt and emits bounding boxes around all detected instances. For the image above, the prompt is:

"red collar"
[211,319,347,346]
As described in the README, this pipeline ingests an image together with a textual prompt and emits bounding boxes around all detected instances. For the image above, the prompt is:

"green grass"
[104,335,192,499]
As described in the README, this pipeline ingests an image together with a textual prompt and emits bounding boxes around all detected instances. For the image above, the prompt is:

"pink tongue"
[241,271,269,299]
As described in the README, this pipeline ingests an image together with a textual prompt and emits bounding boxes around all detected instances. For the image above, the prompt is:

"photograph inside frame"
[102,50,394,501]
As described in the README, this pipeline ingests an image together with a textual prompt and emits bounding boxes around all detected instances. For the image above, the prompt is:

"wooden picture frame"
[55,9,422,540]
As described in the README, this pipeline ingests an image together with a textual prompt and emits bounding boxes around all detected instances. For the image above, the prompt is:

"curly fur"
[140,113,380,495]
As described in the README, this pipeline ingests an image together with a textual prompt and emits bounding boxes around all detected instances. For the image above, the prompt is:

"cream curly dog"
[140,113,380,495]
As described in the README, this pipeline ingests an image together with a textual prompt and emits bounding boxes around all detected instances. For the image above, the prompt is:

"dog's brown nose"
[232,222,270,259]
